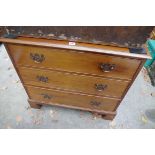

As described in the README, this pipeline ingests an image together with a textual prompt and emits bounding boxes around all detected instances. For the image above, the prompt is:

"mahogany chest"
[0,31,151,120]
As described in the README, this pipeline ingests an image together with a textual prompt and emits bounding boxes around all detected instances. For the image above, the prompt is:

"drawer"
[7,44,141,80]
[26,86,120,112]
[19,67,129,98]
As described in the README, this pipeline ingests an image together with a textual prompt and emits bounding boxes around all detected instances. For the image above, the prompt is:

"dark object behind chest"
[0,26,153,48]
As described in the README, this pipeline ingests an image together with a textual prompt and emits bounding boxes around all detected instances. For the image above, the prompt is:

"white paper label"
[69,42,76,46]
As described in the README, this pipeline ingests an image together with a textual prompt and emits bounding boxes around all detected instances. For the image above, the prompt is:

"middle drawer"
[19,67,129,98]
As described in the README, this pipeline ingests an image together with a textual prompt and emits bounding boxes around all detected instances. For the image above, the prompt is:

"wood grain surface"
[19,67,129,98]
[7,43,141,80]
[26,85,120,112]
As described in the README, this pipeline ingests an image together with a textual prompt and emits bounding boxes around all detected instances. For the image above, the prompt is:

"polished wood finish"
[28,98,117,119]
[7,43,141,80]
[1,37,149,120]
[0,36,152,59]
[26,86,119,112]
[19,67,129,98]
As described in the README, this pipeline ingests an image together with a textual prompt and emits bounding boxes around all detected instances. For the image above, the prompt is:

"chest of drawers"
[0,37,151,120]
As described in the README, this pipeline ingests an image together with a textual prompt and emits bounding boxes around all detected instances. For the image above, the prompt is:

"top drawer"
[6,44,141,80]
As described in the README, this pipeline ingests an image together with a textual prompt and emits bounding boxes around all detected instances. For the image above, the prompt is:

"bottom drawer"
[26,86,120,112]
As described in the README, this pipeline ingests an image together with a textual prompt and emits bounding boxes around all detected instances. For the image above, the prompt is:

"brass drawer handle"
[100,63,115,72]
[90,101,101,107]
[36,75,48,83]
[30,53,45,63]
[41,93,52,99]
[95,84,107,91]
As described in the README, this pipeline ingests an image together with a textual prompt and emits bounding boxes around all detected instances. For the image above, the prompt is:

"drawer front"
[7,44,141,80]
[26,86,119,112]
[19,67,129,98]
